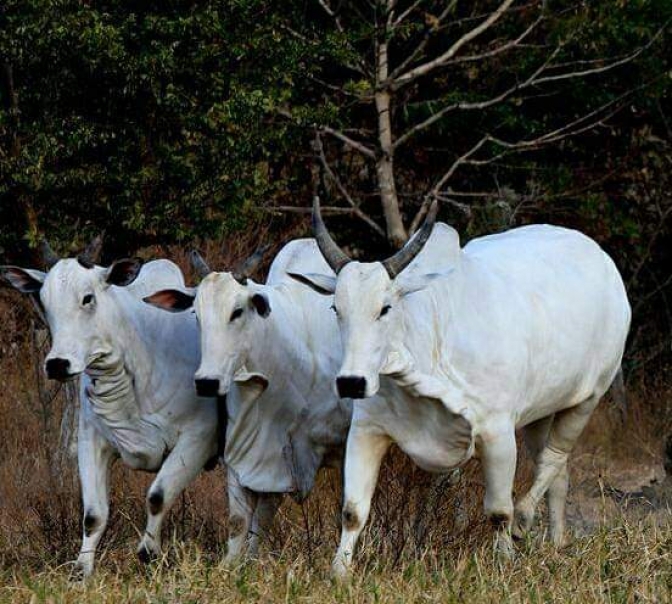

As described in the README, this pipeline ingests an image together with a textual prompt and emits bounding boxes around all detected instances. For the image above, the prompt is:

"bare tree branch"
[395,18,667,150]
[393,43,561,150]
[321,125,376,158]
[392,0,425,29]
[439,14,544,66]
[315,134,386,237]
[392,0,516,88]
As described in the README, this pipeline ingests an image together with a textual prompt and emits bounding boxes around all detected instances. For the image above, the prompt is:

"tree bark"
[375,17,407,248]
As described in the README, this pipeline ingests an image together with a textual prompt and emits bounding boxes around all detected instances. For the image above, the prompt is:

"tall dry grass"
[0,233,670,601]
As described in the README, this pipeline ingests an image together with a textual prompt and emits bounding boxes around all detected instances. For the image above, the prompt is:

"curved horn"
[382,200,438,279]
[39,239,60,269]
[233,244,270,284]
[189,250,211,279]
[312,196,351,274]
[81,232,105,265]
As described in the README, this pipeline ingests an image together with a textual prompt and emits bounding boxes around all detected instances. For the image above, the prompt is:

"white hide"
[332,224,629,470]
[197,239,353,496]
[294,222,630,576]
[6,258,217,576]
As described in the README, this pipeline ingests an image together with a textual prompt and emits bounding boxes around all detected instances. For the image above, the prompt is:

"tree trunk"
[375,21,407,248]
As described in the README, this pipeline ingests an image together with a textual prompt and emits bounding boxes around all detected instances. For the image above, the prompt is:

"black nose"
[46,358,71,381]
[336,376,367,399]
[195,378,220,397]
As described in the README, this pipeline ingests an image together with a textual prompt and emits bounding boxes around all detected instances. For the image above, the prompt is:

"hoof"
[137,535,161,565]
[331,555,351,581]
[512,505,534,540]
[493,531,516,561]
[137,546,155,565]
[70,557,93,582]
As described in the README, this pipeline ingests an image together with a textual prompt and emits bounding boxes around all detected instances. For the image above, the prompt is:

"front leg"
[247,493,283,559]
[332,423,391,579]
[137,428,216,563]
[224,468,258,565]
[75,408,115,578]
[478,421,517,558]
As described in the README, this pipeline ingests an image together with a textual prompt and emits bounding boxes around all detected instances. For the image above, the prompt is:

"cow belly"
[357,393,473,473]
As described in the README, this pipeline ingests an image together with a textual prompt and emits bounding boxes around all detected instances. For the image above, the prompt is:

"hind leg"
[515,415,569,545]
[515,395,600,542]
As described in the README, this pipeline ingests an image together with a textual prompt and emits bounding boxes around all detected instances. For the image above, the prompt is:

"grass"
[0,518,669,603]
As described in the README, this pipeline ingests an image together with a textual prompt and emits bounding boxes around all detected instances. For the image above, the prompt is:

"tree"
[274,0,670,247]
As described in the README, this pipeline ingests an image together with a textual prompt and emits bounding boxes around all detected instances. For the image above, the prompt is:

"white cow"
[1,255,219,577]
[290,199,631,576]
[144,240,354,563]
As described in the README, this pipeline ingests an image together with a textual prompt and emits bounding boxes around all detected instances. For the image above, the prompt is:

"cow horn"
[81,232,105,265]
[189,250,211,279]
[233,244,270,285]
[312,196,351,274]
[39,239,60,269]
[382,200,438,279]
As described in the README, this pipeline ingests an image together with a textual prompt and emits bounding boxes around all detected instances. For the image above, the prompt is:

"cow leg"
[479,423,517,558]
[332,425,391,579]
[74,415,115,578]
[137,431,215,563]
[515,395,600,545]
[224,468,257,565]
[517,415,570,544]
[247,493,283,559]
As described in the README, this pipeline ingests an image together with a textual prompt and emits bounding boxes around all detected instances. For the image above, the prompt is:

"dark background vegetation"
[0,0,670,579]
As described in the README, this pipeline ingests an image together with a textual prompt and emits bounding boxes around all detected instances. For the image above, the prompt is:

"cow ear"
[287,272,336,296]
[0,266,46,294]
[250,292,271,317]
[143,289,195,313]
[396,268,454,298]
[104,258,143,287]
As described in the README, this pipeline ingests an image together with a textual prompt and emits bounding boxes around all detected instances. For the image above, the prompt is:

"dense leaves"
[0,1,670,370]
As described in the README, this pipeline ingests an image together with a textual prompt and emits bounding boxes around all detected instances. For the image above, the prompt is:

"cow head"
[289,198,441,399]
[1,253,143,381]
[144,266,271,398]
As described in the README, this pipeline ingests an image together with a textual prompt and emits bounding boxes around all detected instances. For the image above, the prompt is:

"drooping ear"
[143,289,196,313]
[104,258,144,287]
[287,272,336,296]
[396,268,454,298]
[0,266,47,294]
[250,291,271,317]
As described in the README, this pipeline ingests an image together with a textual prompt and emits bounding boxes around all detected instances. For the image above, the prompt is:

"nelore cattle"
[291,198,631,577]
[1,250,218,577]
[144,239,354,563]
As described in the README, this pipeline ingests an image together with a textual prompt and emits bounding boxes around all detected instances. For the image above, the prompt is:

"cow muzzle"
[336,375,368,399]
[195,378,221,398]
[45,358,73,381]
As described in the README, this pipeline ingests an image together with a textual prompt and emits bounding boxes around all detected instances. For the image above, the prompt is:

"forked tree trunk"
[375,23,407,248]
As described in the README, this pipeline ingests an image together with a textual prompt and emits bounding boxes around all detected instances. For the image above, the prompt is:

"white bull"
[144,239,353,563]
[291,199,631,576]
[1,256,218,576]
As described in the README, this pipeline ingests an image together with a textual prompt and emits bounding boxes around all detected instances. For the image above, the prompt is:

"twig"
[315,134,386,237]
[321,125,376,158]
[392,0,516,88]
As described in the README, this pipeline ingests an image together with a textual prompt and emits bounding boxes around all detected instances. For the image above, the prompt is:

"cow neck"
[391,261,468,379]
[85,288,160,416]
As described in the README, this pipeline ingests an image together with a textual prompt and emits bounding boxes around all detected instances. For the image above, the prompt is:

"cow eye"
[82,294,94,306]
[379,304,391,318]
[330,304,338,316]
[230,308,244,322]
